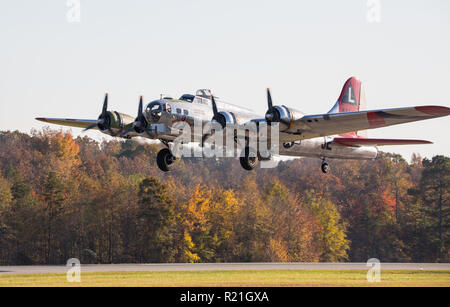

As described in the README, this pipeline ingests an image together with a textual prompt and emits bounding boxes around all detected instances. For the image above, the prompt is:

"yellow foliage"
[266,238,290,262]
[39,130,81,178]
[186,185,211,231]
[183,231,200,263]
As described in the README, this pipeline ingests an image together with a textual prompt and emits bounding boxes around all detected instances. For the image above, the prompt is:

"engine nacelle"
[99,111,135,136]
[266,105,304,131]
[215,111,237,126]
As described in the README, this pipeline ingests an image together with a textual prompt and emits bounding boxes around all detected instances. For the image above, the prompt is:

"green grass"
[0,270,449,287]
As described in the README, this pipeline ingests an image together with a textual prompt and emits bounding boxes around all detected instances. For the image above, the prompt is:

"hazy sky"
[0,0,449,160]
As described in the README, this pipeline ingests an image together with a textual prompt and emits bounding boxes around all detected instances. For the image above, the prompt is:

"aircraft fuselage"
[142,95,377,161]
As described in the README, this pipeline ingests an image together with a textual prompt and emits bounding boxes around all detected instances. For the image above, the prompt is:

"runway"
[0,263,449,275]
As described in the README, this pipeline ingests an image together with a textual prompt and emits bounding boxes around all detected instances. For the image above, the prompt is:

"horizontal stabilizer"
[333,137,433,147]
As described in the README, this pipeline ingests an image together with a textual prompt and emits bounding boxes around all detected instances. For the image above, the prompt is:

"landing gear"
[157,148,176,172]
[240,146,258,171]
[321,160,330,174]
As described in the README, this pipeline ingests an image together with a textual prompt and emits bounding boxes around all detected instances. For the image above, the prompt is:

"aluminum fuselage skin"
[123,95,378,161]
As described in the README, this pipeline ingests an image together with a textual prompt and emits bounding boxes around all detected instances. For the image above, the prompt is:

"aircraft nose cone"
[265,112,274,121]
[146,101,164,122]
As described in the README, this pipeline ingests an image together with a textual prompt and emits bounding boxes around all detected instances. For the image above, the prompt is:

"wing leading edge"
[35,118,100,130]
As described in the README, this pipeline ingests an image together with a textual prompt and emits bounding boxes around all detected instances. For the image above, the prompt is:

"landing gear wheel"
[321,161,330,174]
[157,148,176,172]
[240,147,258,171]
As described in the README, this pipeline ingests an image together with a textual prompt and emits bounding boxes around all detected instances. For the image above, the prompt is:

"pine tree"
[413,156,450,261]
[137,177,179,262]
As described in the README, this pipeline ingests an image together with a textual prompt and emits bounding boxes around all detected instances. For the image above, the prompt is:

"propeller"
[134,96,147,133]
[211,95,226,128]
[120,96,149,137]
[83,93,113,133]
[267,88,273,111]
[201,95,226,145]
[265,88,279,123]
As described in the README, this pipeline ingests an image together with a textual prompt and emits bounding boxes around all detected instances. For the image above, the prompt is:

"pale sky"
[0,0,449,160]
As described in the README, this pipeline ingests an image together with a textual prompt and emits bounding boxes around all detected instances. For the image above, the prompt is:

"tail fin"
[328,76,367,137]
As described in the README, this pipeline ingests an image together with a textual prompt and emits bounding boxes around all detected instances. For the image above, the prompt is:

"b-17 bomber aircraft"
[36,77,450,173]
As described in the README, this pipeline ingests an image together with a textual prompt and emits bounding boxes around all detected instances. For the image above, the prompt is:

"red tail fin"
[328,77,367,137]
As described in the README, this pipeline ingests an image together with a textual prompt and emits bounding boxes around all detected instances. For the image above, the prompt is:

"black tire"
[239,147,258,171]
[321,162,330,174]
[157,148,176,172]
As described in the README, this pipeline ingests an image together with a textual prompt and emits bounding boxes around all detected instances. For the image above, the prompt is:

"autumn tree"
[184,185,215,261]
[233,175,266,261]
[42,171,67,264]
[384,154,412,221]
[202,189,239,262]
[0,129,448,264]
[262,180,320,262]
[1,165,38,264]
[305,191,349,262]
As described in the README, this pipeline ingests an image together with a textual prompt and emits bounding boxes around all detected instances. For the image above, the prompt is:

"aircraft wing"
[36,117,100,130]
[281,105,450,142]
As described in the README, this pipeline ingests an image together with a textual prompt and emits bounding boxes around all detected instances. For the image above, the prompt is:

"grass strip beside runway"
[0,270,449,287]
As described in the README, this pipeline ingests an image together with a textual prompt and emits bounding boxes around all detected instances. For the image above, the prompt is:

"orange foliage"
[186,185,212,232]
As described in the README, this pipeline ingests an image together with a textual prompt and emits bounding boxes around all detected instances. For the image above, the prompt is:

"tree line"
[0,129,448,264]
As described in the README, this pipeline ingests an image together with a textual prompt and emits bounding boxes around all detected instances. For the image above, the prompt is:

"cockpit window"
[196,89,212,98]
[179,94,194,103]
